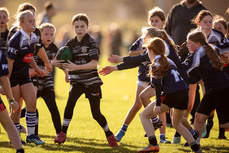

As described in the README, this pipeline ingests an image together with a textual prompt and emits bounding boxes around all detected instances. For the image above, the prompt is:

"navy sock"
[121,124,128,132]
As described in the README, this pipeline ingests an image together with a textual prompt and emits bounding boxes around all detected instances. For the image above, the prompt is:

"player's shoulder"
[8,30,22,47]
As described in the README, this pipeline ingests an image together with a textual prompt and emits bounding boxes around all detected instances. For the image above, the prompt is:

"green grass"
[0,56,229,153]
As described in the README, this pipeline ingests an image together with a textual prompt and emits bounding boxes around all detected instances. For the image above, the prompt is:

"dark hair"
[71,13,89,26]
[44,1,56,12]
[148,37,170,79]
[17,3,36,14]
[187,31,223,70]
[214,15,228,31]
[192,10,213,25]
[148,7,165,25]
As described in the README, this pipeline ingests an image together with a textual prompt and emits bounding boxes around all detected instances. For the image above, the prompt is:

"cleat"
[54,131,66,144]
[26,134,45,145]
[19,125,26,133]
[159,135,171,144]
[115,129,125,142]
[218,135,227,139]
[107,134,118,147]
[172,136,181,144]
[138,144,159,153]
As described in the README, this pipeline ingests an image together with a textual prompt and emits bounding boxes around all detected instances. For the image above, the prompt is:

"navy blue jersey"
[8,26,43,53]
[207,29,224,44]
[151,56,188,106]
[129,37,150,82]
[36,43,58,91]
[182,46,229,92]
[0,29,9,53]
[66,33,102,87]
[7,29,38,77]
[119,40,188,83]
[0,50,9,76]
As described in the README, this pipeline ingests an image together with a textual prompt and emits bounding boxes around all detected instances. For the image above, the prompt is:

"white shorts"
[136,80,150,88]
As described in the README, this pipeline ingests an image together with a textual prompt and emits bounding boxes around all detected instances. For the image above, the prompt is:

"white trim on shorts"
[136,80,150,88]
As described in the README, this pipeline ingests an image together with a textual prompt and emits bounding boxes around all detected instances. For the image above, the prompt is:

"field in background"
[0,56,229,153]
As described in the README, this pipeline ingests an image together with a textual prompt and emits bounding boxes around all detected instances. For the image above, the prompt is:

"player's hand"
[41,69,50,77]
[45,62,53,72]
[99,66,117,76]
[63,60,77,71]
[29,68,37,77]
[108,54,123,63]
[10,101,19,113]
[34,67,45,77]
[153,106,161,115]
[51,57,65,69]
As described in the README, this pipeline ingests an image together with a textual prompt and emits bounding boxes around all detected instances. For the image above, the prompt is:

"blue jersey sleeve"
[7,38,19,60]
[117,52,150,70]
[129,37,143,51]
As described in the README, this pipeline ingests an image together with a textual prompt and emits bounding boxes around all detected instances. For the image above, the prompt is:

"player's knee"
[195,113,206,123]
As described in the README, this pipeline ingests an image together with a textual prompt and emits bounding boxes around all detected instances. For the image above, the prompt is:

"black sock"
[20,108,26,118]
[219,127,225,137]
[149,136,157,146]
[174,131,181,137]
[105,130,113,137]
[16,149,24,153]
[62,125,69,134]
[35,109,39,135]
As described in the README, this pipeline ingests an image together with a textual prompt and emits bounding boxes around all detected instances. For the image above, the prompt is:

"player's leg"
[87,86,118,147]
[20,83,44,145]
[115,84,145,142]
[140,86,163,131]
[139,102,169,152]
[0,103,24,152]
[172,108,202,153]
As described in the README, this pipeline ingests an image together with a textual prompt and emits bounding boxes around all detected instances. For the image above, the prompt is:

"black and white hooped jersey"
[0,29,9,53]
[7,29,38,76]
[36,43,58,91]
[0,50,8,76]
[182,46,229,92]
[151,56,188,106]
[66,33,102,87]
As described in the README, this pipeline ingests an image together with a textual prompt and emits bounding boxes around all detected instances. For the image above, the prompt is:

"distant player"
[52,13,118,147]
[0,7,9,53]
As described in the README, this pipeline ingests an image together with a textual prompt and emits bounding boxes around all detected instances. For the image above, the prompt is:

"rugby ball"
[56,46,73,63]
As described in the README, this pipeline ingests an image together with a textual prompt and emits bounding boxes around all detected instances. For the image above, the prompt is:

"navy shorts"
[0,98,6,112]
[197,87,229,124]
[162,90,188,110]
[10,74,31,87]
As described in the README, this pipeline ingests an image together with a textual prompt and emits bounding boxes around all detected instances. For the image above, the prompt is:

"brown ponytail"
[187,30,223,71]
[148,37,170,79]
[205,44,223,70]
